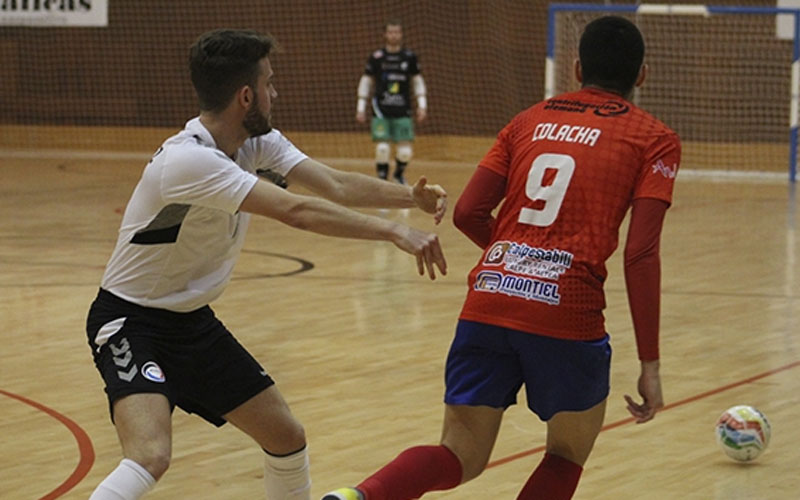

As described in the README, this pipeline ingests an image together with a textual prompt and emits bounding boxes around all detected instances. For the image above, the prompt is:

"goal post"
[546,3,800,182]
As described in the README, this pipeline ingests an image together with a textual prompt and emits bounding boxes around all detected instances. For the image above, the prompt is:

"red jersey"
[459,87,680,341]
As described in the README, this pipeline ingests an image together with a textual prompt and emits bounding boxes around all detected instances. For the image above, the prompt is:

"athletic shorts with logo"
[445,319,611,421]
[86,288,274,426]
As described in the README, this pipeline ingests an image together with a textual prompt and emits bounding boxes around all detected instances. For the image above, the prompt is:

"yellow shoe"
[320,487,364,500]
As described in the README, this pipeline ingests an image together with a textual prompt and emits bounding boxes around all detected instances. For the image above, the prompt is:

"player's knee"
[396,143,413,163]
[442,441,489,483]
[264,417,307,456]
[127,447,171,480]
[284,420,307,451]
[375,142,391,164]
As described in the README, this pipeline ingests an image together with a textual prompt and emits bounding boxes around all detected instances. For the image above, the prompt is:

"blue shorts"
[444,320,611,421]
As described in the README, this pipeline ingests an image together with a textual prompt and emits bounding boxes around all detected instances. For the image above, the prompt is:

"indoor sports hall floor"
[1,153,798,499]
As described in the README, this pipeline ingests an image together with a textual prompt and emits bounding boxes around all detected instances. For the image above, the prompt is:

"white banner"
[0,0,108,27]
[777,0,799,41]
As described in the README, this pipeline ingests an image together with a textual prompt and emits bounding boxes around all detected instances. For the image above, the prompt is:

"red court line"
[486,359,800,469]
[0,389,95,499]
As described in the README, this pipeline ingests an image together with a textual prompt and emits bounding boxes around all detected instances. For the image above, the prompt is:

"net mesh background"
[0,0,793,173]
[553,8,794,173]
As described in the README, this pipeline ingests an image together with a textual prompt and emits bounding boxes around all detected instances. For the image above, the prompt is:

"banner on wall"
[777,0,799,40]
[0,0,108,27]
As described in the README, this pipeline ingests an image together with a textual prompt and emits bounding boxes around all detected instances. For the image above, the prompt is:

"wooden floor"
[1,154,799,499]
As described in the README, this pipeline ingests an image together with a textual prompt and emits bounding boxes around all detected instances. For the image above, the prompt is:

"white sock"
[89,458,156,500]
[264,446,311,500]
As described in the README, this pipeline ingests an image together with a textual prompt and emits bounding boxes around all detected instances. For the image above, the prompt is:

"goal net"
[0,1,546,166]
[547,4,800,181]
[4,1,796,180]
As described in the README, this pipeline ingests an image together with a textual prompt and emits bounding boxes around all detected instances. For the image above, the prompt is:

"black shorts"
[86,289,274,426]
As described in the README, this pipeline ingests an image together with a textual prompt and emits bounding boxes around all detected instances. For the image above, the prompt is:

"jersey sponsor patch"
[483,241,573,280]
[474,270,561,305]
[594,100,630,117]
[484,241,511,265]
[141,361,166,383]
[543,98,630,117]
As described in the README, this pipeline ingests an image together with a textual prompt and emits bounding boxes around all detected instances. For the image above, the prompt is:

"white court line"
[0,149,791,184]
[0,149,152,161]
[676,169,788,184]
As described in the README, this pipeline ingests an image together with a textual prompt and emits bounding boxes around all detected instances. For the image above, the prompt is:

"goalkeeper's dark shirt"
[364,47,421,118]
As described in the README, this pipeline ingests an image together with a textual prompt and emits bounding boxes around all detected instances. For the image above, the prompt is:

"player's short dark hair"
[189,29,274,112]
[579,16,644,96]
[384,18,403,30]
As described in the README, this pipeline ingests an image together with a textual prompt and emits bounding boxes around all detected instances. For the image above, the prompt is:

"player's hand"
[356,111,367,123]
[624,360,663,424]
[411,176,448,225]
[416,107,427,122]
[391,224,447,280]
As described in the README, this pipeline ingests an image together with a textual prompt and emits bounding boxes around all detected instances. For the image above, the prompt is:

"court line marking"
[4,363,796,495]
[486,359,800,469]
[0,149,789,184]
[0,389,95,500]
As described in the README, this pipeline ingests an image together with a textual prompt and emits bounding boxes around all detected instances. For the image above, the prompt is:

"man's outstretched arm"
[286,158,447,224]
[240,178,447,279]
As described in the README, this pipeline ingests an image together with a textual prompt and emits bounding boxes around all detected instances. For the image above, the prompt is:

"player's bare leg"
[113,393,173,478]
[516,399,607,500]
[89,393,171,499]
[545,399,606,465]
[440,403,504,481]
[224,385,310,499]
[322,404,501,500]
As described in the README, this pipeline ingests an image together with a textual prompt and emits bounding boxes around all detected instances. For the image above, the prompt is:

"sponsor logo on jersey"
[594,100,630,117]
[544,99,592,113]
[651,159,677,179]
[543,98,629,117]
[380,93,407,107]
[532,122,601,147]
[474,271,561,305]
[483,241,573,280]
[386,73,408,82]
[141,361,166,383]
[484,242,511,265]
[475,270,503,291]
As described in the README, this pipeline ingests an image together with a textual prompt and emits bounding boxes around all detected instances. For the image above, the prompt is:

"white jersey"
[101,117,308,312]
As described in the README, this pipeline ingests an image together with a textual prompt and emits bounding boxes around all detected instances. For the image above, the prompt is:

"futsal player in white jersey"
[85,29,447,500]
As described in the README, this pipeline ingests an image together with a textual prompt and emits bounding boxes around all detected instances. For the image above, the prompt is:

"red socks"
[357,445,463,500]
[516,453,583,500]
[355,447,580,500]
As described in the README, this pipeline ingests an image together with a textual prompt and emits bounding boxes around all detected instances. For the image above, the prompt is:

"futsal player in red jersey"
[322,15,680,500]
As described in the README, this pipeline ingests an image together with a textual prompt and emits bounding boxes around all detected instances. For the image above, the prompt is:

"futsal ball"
[715,405,771,462]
